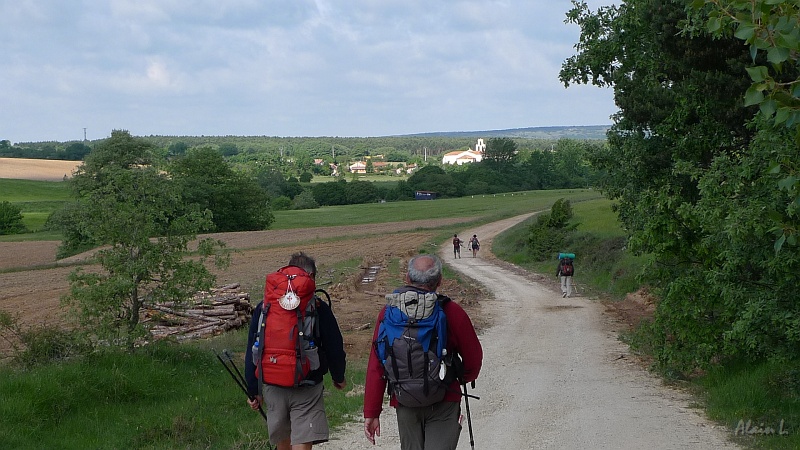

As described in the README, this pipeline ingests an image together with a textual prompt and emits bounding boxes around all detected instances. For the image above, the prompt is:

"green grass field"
[272,189,602,229]
[0,179,72,235]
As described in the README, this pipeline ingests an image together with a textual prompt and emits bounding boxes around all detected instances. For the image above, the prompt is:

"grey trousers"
[396,401,462,450]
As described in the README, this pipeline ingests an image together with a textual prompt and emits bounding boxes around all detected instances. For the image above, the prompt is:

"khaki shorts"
[262,383,329,445]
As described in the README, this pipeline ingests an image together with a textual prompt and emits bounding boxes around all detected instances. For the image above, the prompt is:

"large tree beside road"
[560,0,800,374]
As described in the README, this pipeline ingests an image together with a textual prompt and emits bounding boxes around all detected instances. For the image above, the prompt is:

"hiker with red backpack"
[452,234,464,259]
[363,254,483,449]
[556,253,575,298]
[245,252,347,450]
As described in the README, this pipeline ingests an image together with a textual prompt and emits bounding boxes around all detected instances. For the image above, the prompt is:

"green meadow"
[0,179,72,238]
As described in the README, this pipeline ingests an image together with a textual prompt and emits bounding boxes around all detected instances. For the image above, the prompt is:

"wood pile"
[143,283,254,341]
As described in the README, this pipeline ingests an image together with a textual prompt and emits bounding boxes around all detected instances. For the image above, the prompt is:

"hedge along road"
[321,213,740,450]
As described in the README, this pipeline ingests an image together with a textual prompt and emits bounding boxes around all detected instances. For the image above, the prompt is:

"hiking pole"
[213,349,269,424]
[462,381,478,450]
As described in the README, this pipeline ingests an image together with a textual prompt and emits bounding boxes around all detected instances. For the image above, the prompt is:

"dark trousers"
[396,401,462,450]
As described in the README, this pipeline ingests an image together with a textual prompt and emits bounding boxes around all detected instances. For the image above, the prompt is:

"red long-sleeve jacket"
[363,293,483,419]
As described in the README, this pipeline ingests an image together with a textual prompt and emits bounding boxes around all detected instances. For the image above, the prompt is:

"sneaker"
[562,292,567,298]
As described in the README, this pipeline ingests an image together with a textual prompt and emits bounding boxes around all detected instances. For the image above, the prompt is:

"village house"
[349,161,367,174]
[441,138,486,165]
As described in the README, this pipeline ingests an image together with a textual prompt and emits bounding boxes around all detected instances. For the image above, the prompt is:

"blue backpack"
[375,289,452,407]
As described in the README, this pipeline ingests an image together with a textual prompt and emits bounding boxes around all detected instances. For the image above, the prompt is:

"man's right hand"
[247,395,262,410]
[364,417,381,445]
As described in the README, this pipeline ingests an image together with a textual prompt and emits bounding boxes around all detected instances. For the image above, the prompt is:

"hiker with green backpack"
[245,252,347,450]
[363,254,483,450]
[556,252,575,298]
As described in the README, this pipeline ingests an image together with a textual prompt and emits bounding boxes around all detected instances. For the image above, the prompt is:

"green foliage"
[407,165,463,197]
[0,310,90,368]
[170,147,274,232]
[0,201,27,235]
[561,0,800,375]
[0,336,367,449]
[526,199,576,260]
[698,359,800,449]
[270,195,292,211]
[61,130,229,349]
[548,198,573,228]
[691,0,800,250]
[291,190,320,210]
[484,137,518,167]
[299,171,313,182]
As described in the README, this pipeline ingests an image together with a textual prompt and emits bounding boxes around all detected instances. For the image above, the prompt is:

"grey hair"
[407,254,442,290]
[288,251,316,277]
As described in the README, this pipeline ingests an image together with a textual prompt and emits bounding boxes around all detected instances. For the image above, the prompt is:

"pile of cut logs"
[144,283,254,341]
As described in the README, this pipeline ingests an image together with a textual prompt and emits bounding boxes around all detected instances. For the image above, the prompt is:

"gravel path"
[322,214,739,449]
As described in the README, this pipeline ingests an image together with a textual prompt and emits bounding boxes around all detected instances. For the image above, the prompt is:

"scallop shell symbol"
[279,291,301,310]
[279,275,301,310]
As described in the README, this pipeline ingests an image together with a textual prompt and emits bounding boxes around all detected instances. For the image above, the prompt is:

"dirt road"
[323,214,739,449]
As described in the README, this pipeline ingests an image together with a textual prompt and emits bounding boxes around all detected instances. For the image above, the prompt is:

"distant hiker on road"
[468,234,480,258]
[452,234,463,259]
[556,254,575,298]
[363,254,483,449]
[245,252,347,450]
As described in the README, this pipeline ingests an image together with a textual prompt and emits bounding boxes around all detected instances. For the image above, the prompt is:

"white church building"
[441,138,486,165]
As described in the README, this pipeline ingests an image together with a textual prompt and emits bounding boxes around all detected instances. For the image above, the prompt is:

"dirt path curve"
[323,213,739,449]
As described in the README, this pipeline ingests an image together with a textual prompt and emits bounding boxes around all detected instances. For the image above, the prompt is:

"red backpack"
[253,265,319,387]
[560,257,574,276]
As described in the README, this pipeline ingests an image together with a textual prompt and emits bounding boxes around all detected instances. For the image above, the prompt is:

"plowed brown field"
[0,218,487,358]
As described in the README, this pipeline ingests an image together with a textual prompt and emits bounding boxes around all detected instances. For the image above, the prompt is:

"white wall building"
[441,138,485,165]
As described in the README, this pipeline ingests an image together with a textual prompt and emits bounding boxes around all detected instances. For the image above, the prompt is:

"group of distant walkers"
[452,233,480,259]
[241,237,575,449]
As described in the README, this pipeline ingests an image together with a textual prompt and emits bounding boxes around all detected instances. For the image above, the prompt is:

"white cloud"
[0,0,617,142]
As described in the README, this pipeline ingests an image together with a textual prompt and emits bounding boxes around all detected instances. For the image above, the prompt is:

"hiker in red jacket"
[363,254,483,449]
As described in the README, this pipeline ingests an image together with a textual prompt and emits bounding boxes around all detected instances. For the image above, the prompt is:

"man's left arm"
[318,302,347,386]
[447,303,483,384]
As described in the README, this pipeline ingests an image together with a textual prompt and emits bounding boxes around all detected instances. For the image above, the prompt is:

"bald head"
[406,254,443,291]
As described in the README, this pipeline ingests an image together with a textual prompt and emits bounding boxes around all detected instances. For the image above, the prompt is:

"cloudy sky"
[1,1,616,143]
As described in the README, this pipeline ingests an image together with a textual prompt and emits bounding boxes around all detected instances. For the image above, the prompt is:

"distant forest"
[0,126,608,162]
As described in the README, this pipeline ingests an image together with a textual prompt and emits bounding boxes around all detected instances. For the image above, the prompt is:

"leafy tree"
[407,165,463,197]
[291,190,320,210]
[484,138,518,168]
[168,141,189,157]
[63,142,91,160]
[527,199,576,260]
[170,147,274,232]
[346,180,379,204]
[691,0,800,250]
[219,142,239,156]
[62,130,228,349]
[0,201,26,235]
[560,0,762,373]
[312,180,349,206]
[253,165,289,198]
[269,195,292,211]
[299,171,313,183]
